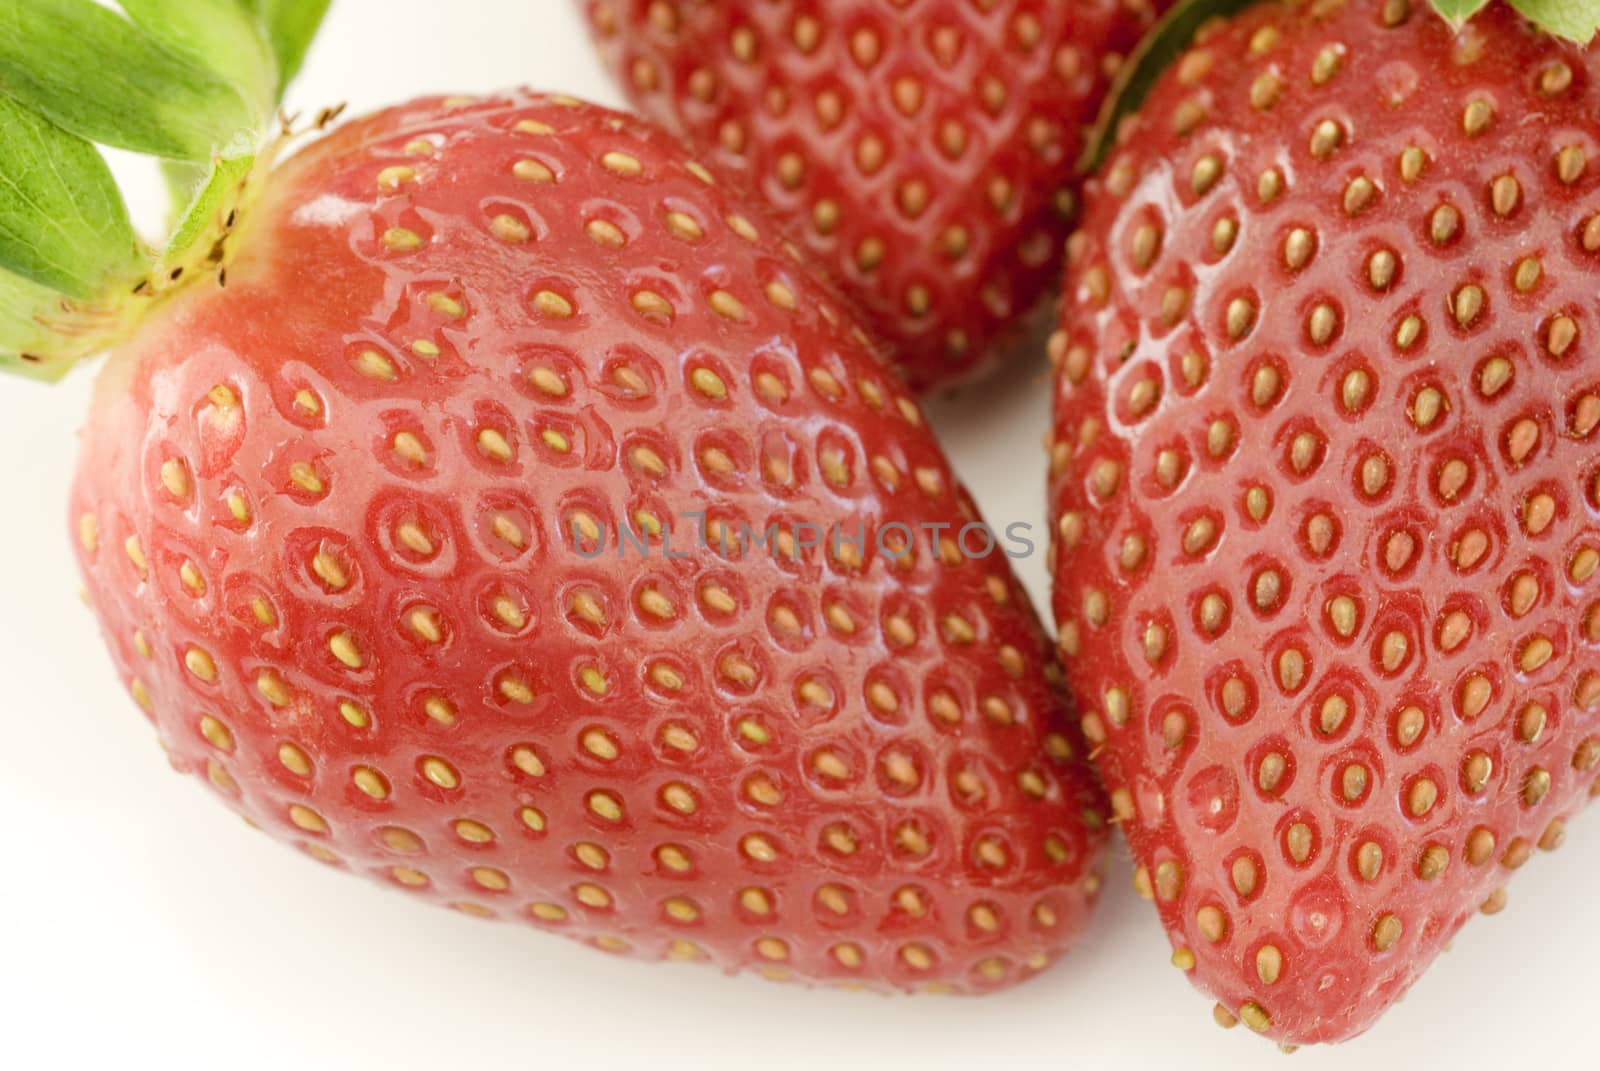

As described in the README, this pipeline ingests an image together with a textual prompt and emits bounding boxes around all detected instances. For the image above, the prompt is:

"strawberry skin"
[72,91,1106,992]
[580,0,1167,391]
[1051,0,1600,1044]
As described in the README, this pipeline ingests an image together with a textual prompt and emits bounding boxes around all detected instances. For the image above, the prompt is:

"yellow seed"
[574,883,611,909]
[588,791,623,821]
[533,290,574,318]
[1431,204,1461,244]
[408,608,443,644]
[412,696,450,726]
[708,290,746,320]
[382,227,423,252]
[499,675,535,704]
[124,534,148,575]
[664,211,704,240]
[256,670,289,706]
[1309,118,1343,157]
[1154,860,1183,901]
[1409,778,1439,817]
[199,716,233,751]
[395,521,434,557]
[662,783,697,814]
[1226,297,1256,339]
[78,513,99,554]
[160,459,191,501]
[311,547,349,590]
[1239,1002,1271,1033]
[278,743,311,776]
[518,157,563,182]
[420,756,459,789]
[1285,823,1312,862]
[689,367,727,400]
[328,631,362,669]
[178,560,205,594]
[377,166,416,190]
[471,868,509,892]
[601,150,643,176]
[475,428,512,462]
[581,728,618,761]
[508,745,546,780]
[353,767,388,799]
[184,647,217,682]
[288,805,327,834]
[1521,635,1554,672]
[580,216,626,247]
[1462,98,1494,136]
[1558,145,1588,184]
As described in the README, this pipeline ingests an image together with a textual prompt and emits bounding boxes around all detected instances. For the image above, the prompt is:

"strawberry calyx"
[0,0,329,381]
[1081,0,1600,175]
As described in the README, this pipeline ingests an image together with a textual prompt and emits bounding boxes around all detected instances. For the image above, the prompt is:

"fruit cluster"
[2,0,1596,1050]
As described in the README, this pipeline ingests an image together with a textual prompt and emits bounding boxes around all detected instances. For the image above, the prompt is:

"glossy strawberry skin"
[1050,1,1600,1044]
[72,92,1106,993]
[580,0,1166,391]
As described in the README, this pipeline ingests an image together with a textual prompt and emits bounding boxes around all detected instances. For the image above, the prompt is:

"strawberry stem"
[0,0,329,380]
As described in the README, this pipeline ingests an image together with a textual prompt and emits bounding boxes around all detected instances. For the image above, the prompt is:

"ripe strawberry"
[63,90,1108,992]
[1050,0,1600,1045]
[579,0,1168,391]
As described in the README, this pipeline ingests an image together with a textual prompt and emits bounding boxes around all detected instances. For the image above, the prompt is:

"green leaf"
[257,0,334,93]
[0,0,255,161]
[1503,0,1600,41]
[1430,0,1494,25]
[117,0,276,111]
[0,94,143,298]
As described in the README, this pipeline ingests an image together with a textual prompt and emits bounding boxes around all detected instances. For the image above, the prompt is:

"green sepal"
[0,0,256,162]
[160,152,258,280]
[0,93,147,298]
[0,0,331,379]
[1503,0,1600,42]
[118,0,277,114]
[1432,0,1495,25]
[0,267,92,381]
[252,0,334,93]
[1435,0,1600,40]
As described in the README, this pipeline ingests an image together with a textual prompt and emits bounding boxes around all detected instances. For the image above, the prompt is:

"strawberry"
[579,0,1169,391]
[1050,0,1600,1045]
[15,10,1108,988]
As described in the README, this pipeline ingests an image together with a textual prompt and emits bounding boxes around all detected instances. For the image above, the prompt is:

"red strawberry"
[63,90,1107,992]
[1050,0,1600,1045]
[579,0,1168,391]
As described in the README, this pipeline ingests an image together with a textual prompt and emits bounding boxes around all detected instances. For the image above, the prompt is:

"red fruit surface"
[71,91,1106,992]
[580,0,1167,391]
[1050,0,1600,1045]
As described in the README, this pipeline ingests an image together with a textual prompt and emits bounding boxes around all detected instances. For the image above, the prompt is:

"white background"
[1,2,1593,1066]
